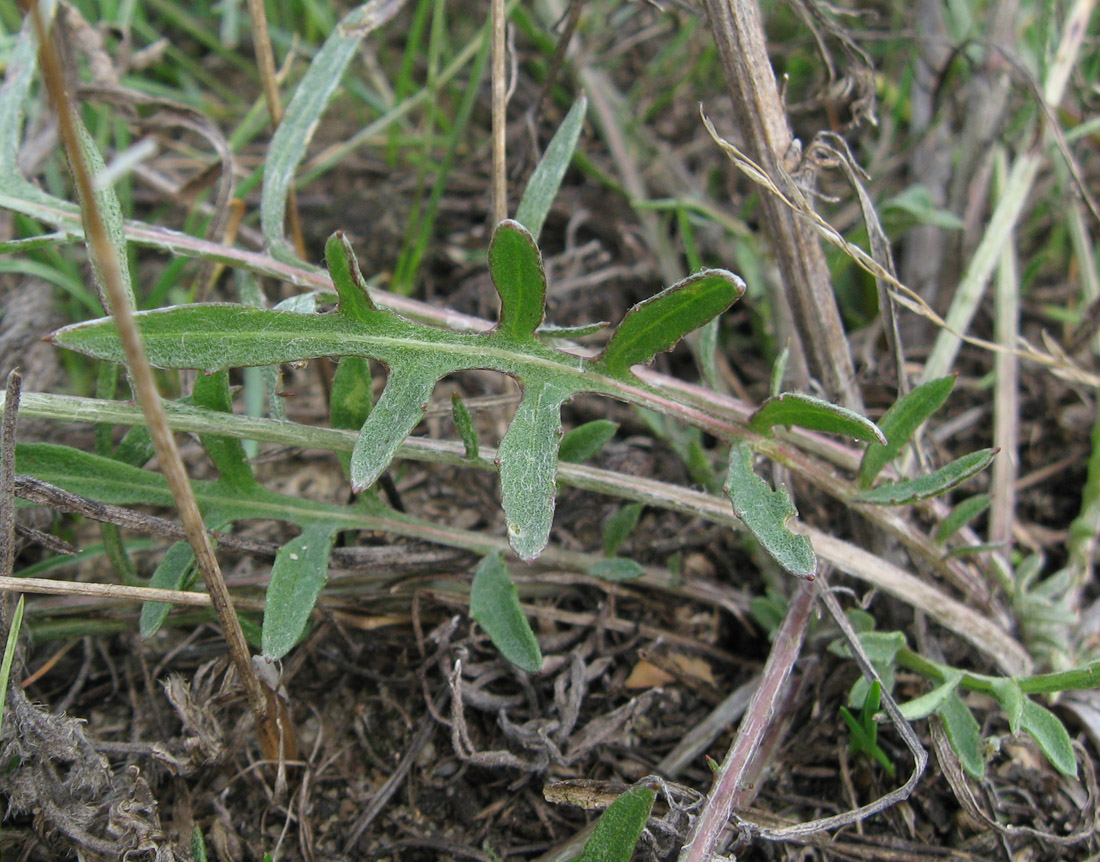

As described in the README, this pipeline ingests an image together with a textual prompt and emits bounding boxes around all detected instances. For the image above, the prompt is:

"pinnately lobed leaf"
[858,374,956,488]
[469,552,543,673]
[724,441,816,579]
[570,781,657,862]
[749,391,886,444]
[854,448,997,506]
[596,270,746,379]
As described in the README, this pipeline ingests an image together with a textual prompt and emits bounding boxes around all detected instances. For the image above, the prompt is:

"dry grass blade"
[20,0,282,762]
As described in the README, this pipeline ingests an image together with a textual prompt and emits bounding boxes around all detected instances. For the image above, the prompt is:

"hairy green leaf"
[262,1,403,262]
[515,94,587,240]
[571,781,656,862]
[193,371,256,490]
[488,220,547,343]
[1021,698,1077,777]
[749,392,886,444]
[497,381,571,561]
[588,558,645,581]
[326,232,381,322]
[854,449,997,506]
[263,523,339,659]
[936,692,985,779]
[330,356,373,476]
[558,420,618,464]
[451,393,479,460]
[898,669,963,720]
[469,552,543,673]
[349,370,436,492]
[858,375,956,488]
[140,541,197,638]
[724,441,816,578]
[596,270,745,379]
[990,677,1024,734]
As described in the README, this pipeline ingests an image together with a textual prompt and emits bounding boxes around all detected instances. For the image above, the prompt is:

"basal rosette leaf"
[469,552,543,673]
[263,523,339,660]
[595,269,745,379]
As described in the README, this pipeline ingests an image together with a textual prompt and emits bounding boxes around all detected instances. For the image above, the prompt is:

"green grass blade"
[596,269,745,379]
[515,94,587,240]
[261,0,405,262]
[854,449,997,506]
[857,375,956,488]
[469,552,543,673]
[0,596,26,737]
[724,441,816,578]
[262,522,339,659]
[749,392,886,444]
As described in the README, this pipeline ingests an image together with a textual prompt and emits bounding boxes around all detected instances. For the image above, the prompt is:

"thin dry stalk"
[491,0,507,224]
[702,0,861,410]
[21,0,283,761]
[0,575,266,611]
[246,0,306,257]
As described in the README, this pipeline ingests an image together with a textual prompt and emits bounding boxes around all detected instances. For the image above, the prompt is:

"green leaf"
[139,541,197,638]
[990,677,1024,734]
[497,381,571,561]
[724,441,816,578]
[451,393,479,460]
[326,232,381,323]
[603,503,643,557]
[469,552,543,673]
[596,270,745,379]
[330,356,373,477]
[558,420,617,464]
[192,371,256,490]
[854,449,997,506]
[349,369,435,492]
[262,522,339,659]
[588,558,645,581]
[935,494,991,544]
[262,1,403,262]
[936,692,985,779]
[515,94,587,240]
[858,375,956,488]
[571,781,656,862]
[1020,698,1077,778]
[749,392,886,444]
[898,669,963,721]
[488,220,546,343]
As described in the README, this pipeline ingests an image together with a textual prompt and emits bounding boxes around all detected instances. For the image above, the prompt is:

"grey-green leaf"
[350,369,435,492]
[898,669,963,721]
[326,232,381,322]
[749,391,886,444]
[262,0,403,262]
[469,552,543,673]
[858,375,956,488]
[262,522,338,659]
[854,449,997,506]
[1021,698,1077,778]
[331,356,373,477]
[558,420,617,464]
[603,502,642,557]
[990,677,1024,734]
[497,381,571,561]
[515,94,587,240]
[596,270,745,379]
[488,220,546,343]
[571,781,656,862]
[724,441,816,579]
[193,370,256,490]
[588,558,645,581]
[936,692,985,779]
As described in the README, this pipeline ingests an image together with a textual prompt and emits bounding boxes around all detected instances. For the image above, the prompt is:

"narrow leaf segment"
[858,375,956,488]
[571,780,657,862]
[750,391,886,444]
[854,449,997,506]
[469,552,543,673]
